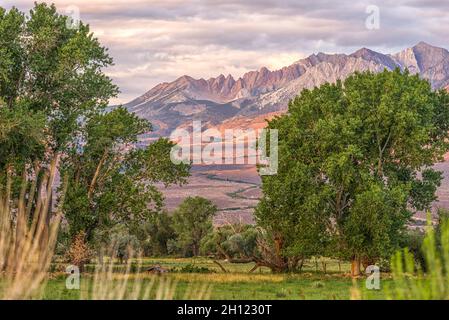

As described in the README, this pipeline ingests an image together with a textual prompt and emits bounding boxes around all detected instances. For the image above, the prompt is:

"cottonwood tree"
[201,224,259,261]
[255,156,332,272]
[0,4,190,252]
[0,3,118,200]
[172,196,217,256]
[0,3,118,253]
[135,211,176,256]
[0,4,117,166]
[201,224,308,273]
[62,107,189,241]
[256,69,449,276]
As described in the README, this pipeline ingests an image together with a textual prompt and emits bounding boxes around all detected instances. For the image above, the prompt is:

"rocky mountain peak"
[125,43,449,137]
[392,42,449,80]
[412,41,449,71]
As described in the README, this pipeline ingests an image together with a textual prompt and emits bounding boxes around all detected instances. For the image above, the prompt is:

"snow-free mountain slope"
[125,42,449,137]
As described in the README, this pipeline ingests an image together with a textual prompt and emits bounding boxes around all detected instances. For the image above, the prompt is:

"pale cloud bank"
[2,0,449,103]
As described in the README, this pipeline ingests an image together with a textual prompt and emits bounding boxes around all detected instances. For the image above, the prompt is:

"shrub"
[112,232,140,264]
[201,224,259,260]
[66,231,93,272]
[398,229,426,272]
[173,263,215,274]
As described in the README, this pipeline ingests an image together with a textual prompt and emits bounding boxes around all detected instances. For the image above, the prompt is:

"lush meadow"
[38,258,387,300]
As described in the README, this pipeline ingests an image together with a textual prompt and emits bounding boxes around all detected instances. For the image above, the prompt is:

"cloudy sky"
[2,0,449,104]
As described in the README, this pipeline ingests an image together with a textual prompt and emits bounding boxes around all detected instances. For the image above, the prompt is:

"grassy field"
[32,257,390,300]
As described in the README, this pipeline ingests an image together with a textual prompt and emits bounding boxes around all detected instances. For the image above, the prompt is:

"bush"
[137,212,177,256]
[201,224,259,260]
[357,216,449,300]
[66,231,93,272]
[399,229,426,272]
[173,263,215,274]
[110,227,140,264]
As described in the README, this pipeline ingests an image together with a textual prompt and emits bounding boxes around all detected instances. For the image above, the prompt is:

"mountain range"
[125,42,449,139]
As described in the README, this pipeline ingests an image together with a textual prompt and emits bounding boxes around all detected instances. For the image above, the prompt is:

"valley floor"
[34,258,389,300]
[158,159,449,226]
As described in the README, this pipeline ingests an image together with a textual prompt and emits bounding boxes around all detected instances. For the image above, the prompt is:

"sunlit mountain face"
[125,42,449,138]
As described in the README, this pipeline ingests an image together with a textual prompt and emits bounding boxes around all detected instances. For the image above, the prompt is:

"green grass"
[31,257,390,300]
[39,275,366,300]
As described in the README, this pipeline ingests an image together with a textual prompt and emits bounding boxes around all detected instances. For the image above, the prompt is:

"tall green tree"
[172,196,217,256]
[256,69,449,275]
[0,3,119,240]
[139,211,177,256]
[0,3,117,166]
[0,4,190,248]
[62,107,189,240]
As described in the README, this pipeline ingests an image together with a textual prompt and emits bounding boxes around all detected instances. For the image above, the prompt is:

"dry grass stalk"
[0,156,65,299]
[79,247,212,300]
[81,249,196,300]
[0,156,211,300]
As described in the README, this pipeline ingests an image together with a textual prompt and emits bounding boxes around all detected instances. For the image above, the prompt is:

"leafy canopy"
[0,4,190,245]
[172,196,217,256]
[256,69,449,266]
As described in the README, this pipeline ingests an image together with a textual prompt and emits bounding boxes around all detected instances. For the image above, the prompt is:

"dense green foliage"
[135,211,177,256]
[256,69,449,273]
[61,108,189,241]
[172,196,217,256]
[201,224,259,260]
[0,4,117,168]
[0,4,189,255]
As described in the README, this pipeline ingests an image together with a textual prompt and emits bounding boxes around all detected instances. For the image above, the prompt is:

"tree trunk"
[25,162,40,220]
[98,251,104,265]
[213,260,228,273]
[274,236,283,267]
[249,263,260,273]
[88,149,108,200]
[351,256,361,277]
[298,259,304,272]
[193,243,199,256]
